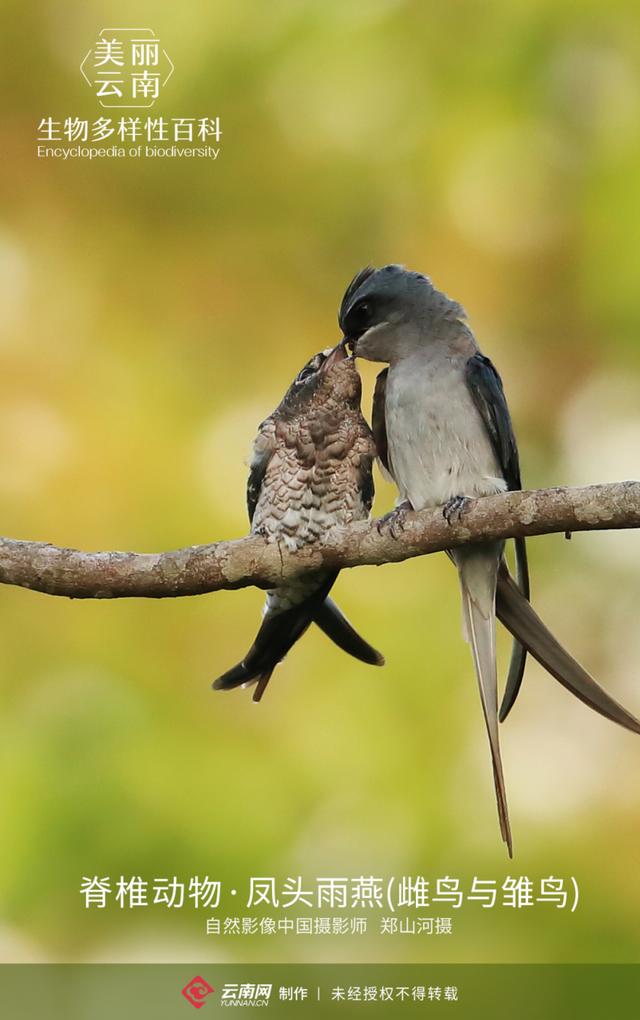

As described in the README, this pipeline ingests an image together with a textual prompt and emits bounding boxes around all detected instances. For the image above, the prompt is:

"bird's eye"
[295,355,324,384]
[348,300,374,334]
[354,301,370,321]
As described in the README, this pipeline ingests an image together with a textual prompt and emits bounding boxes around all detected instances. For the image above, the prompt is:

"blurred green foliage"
[0,0,639,964]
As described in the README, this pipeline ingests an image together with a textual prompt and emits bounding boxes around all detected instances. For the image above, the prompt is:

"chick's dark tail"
[496,563,640,735]
[313,597,385,666]
[213,574,338,703]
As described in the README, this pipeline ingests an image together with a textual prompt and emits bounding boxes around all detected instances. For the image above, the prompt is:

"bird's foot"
[442,495,472,525]
[376,500,412,539]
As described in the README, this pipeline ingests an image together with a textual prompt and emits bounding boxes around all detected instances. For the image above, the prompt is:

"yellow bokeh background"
[0,0,639,964]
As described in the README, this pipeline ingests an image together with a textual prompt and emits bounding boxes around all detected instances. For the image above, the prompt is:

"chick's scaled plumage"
[213,344,383,702]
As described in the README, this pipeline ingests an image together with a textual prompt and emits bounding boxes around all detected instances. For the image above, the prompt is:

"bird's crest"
[338,265,376,324]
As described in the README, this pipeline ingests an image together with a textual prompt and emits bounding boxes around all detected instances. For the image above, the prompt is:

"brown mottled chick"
[213,343,384,702]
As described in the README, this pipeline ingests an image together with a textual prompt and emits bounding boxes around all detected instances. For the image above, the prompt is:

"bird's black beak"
[341,335,356,356]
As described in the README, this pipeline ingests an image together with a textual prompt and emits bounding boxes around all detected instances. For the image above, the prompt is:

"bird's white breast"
[384,352,506,511]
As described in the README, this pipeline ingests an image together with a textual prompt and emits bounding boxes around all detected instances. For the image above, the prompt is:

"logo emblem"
[80,28,174,108]
[182,976,215,1009]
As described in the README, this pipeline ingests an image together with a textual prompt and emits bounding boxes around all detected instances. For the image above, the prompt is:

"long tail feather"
[455,546,513,856]
[496,566,640,734]
[501,539,530,720]
[314,598,385,666]
[252,668,275,703]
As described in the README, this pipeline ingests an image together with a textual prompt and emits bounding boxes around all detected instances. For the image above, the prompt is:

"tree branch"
[0,482,638,600]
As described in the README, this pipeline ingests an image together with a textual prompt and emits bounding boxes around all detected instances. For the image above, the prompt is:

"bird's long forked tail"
[314,597,385,666]
[500,537,530,721]
[496,565,640,735]
[455,547,513,857]
[212,605,313,702]
[213,575,338,703]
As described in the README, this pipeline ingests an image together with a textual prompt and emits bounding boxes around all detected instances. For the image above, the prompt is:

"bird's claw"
[443,495,472,525]
[376,502,411,539]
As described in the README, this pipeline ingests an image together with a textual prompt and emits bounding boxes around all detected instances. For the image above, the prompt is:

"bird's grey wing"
[372,367,396,483]
[465,354,523,491]
[358,421,376,516]
[465,353,529,719]
[246,418,276,525]
[496,564,640,734]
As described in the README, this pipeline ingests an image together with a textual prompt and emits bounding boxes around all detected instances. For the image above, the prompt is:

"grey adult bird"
[213,343,384,702]
[339,264,640,855]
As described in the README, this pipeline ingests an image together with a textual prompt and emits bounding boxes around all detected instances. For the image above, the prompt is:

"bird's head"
[339,264,465,363]
[279,343,362,418]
